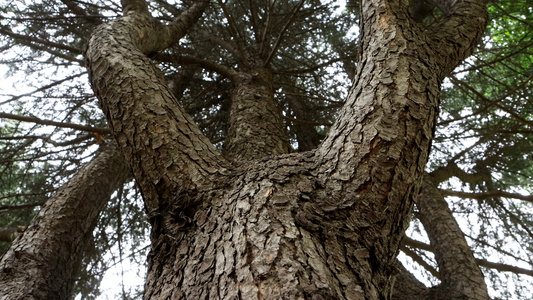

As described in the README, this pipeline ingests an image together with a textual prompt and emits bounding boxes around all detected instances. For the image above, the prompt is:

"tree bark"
[418,175,490,299]
[393,175,489,299]
[0,143,130,300]
[85,0,488,299]
[224,61,290,161]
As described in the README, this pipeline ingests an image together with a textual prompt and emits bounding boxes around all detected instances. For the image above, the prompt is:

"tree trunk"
[0,143,130,300]
[85,0,488,299]
[224,62,290,161]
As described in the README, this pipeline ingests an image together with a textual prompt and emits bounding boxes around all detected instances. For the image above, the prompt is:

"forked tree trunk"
[0,144,130,299]
[84,0,489,299]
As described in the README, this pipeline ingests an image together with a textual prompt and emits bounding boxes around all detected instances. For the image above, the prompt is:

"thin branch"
[196,30,240,58]
[403,237,533,277]
[492,2,533,27]
[439,189,533,204]
[451,75,533,127]
[281,115,332,127]
[438,73,533,126]
[260,0,277,56]
[400,245,441,279]
[0,200,47,211]
[264,0,305,66]
[248,0,261,42]
[403,237,432,251]
[216,0,250,65]
[0,133,93,147]
[275,90,345,105]
[0,15,109,22]
[60,0,103,24]
[0,112,111,135]
[274,56,348,75]
[477,259,533,277]
[0,26,81,54]
[0,72,86,106]
[155,54,238,80]
[454,41,533,74]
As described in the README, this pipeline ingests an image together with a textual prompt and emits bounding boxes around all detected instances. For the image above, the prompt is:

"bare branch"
[0,200,47,211]
[0,112,111,135]
[60,0,103,24]
[155,53,238,80]
[400,245,440,278]
[443,74,533,128]
[0,227,24,243]
[403,237,533,277]
[216,0,250,65]
[0,26,81,54]
[0,72,86,106]
[274,57,348,75]
[439,189,533,204]
[264,0,305,66]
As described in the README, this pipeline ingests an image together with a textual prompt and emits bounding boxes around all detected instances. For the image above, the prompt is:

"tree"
[0,0,532,299]
[83,0,489,298]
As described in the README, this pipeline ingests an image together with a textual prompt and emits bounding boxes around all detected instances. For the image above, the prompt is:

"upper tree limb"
[85,0,232,214]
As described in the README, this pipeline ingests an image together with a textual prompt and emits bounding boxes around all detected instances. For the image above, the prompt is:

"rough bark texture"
[85,1,228,217]
[392,175,490,300]
[224,62,290,161]
[418,175,490,299]
[0,143,130,300]
[84,0,489,299]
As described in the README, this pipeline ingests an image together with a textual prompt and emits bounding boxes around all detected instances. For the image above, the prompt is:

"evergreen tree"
[0,0,531,299]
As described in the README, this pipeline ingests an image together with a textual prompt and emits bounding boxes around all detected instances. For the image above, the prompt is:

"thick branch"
[0,143,130,300]
[0,227,23,243]
[429,161,490,185]
[429,0,489,77]
[392,261,431,300]
[313,0,443,273]
[418,175,490,299]
[85,1,230,213]
[223,65,290,161]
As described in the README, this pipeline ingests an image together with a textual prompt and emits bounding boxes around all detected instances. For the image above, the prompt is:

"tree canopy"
[0,0,532,299]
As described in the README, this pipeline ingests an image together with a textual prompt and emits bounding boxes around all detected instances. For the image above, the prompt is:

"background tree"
[0,0,531,299]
